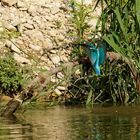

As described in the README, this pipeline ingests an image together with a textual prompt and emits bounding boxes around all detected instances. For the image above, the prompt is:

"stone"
[27,19,34,25]
[4,23,17,31]
[51,8,60,15]
[38,22,46,30]
[6,40,21,54]
[60,55,68,62]
[13,53,30,64]
[88,18,98,29]
[75,0,92,5]
[24,29,44,46]
[44,38,53,48]
[15,39,24,46]
[45,0,52,4]
[50,50,56,54]
[28,5,37,14]
[57,72,64,79]
[39,56,48,63]
[18,8,28,11]
[23,23,34,29]
[51,3,61,15]
[45,59,54,67]
[51,76,57,83]
[19,17,27,24]
[47,30,57,37]
[75,69,81,75]
[11,44,21,54]
[54,88,63,96]
[29,44,42,51]
[17,0,27,8]
[0,0,82,74]
[1,0,18,6]
[57,34,65,41]
[45,15,53,22]
[57,86,66,91]
[17,24,24,33]
[29,0,46,6]
[63,38,71,44]
[58,49,65,55]
[50,55,61,65]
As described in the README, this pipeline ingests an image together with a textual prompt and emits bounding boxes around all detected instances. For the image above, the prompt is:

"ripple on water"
[0,105,140,140]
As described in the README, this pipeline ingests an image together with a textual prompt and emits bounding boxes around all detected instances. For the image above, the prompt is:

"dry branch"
[107,52,140,94]
[0,52,140,117]
[0,61,78,117]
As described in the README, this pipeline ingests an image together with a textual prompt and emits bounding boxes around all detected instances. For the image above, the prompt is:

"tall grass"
[69,0,93,59]
[93,0,140,104]
[94,0,140,92]
[68,0,139,105]
[95,0,140,70]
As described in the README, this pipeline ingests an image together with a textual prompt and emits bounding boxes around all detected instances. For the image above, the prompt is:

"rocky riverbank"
[0,0,101,96]
[0,0,73,65]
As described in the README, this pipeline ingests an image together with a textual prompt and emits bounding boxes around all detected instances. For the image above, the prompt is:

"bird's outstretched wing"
[98,43,106,65]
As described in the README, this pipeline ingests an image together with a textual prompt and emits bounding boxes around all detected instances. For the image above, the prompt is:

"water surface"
[0,105,140,140]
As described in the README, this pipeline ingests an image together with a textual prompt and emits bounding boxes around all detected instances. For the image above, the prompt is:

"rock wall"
[0,0,101,65]
[0,0,74,67]
[0,0,101,94]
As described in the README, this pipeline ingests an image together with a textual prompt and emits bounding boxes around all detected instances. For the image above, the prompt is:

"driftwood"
[0,61,78,117]
[0,52,140,117]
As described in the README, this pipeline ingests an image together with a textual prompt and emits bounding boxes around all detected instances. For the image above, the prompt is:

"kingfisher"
[80,42,106,75]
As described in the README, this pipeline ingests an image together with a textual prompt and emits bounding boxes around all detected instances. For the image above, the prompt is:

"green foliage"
[136,0,140,29]
[0,54,23,96]
[69,0,92,40]
[67,61,137,105]
[95,0,140,71]
[68,0,139,105]
[69,0,93,57]
[93,0,139,104]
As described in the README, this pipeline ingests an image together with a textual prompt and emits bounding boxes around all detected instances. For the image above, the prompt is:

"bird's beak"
[89,47,97,50]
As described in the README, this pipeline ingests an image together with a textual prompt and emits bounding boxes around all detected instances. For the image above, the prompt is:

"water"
[1,105,140,140]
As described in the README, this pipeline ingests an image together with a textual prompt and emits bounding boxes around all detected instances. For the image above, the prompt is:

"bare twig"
[0,61,78,117]
[107,52,140,95]
[1,51,140,117]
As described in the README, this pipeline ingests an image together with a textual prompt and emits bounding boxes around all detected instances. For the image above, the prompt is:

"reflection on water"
[1,105,140,140]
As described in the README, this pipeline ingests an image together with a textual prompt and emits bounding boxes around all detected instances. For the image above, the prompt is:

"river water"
[0,105,140,140]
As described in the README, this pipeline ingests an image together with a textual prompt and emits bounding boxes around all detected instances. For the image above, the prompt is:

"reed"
[69,0,139,105]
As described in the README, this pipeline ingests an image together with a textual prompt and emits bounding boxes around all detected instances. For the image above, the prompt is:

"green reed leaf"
[114,7,126,37]
[136,0,140,29]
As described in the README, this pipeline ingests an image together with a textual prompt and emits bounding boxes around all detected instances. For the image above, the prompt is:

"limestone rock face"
[1,0,18,6]
[0,0,100,91]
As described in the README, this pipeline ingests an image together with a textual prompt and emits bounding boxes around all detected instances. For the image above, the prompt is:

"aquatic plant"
[68,0,139,105]
[94,0,140,100]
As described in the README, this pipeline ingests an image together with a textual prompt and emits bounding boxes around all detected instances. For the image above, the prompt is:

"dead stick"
[1,52,140,116]
[0,61,78,117]
[107,52,140,94]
